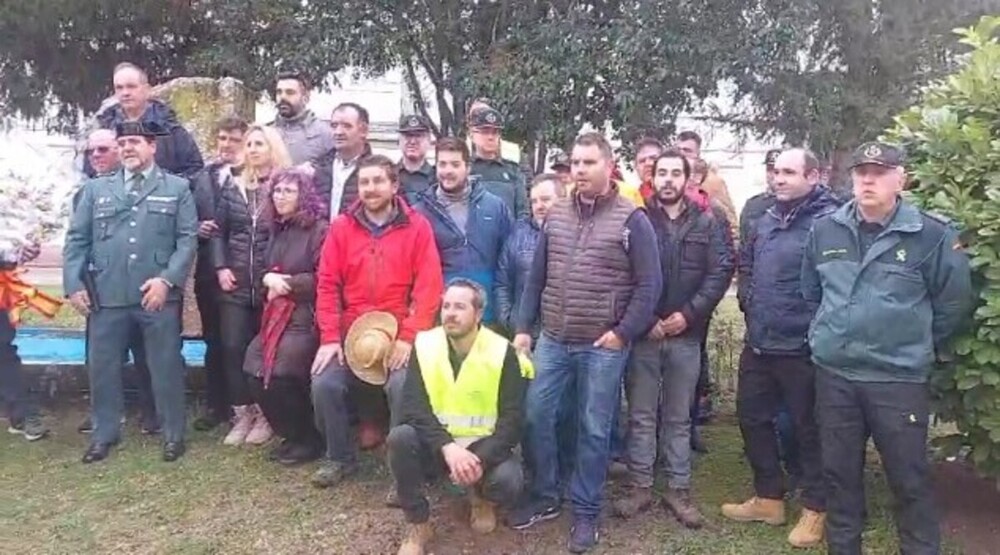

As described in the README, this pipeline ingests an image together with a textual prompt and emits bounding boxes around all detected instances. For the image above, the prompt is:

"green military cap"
[850,141,905,169]
[764,149,782,167]
[469,107,505,130]
[115,120,166,139]
[398,114,430,134]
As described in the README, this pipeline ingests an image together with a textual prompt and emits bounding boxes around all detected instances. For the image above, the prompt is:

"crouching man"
[388,278,531,555]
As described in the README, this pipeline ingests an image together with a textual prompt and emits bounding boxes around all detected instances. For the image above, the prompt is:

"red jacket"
[316,199,444,345]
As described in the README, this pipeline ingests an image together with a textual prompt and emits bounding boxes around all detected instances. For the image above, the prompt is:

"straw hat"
[345,311,399,385]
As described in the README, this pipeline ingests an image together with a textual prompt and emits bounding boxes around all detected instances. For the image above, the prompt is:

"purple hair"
[265,168,327,230]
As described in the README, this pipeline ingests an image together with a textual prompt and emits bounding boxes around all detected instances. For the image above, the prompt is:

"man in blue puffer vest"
[413,138,512,325]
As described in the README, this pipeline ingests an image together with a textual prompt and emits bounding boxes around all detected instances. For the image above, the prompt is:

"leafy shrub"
[886,15,1000,479]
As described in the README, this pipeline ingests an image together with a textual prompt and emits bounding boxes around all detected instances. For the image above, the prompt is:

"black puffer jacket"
[209,180,270,307]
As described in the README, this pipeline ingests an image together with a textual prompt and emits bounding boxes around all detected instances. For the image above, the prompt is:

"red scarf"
[260,295,295,389]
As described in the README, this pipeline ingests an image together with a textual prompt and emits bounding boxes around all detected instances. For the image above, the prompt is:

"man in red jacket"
[309,154,444,489]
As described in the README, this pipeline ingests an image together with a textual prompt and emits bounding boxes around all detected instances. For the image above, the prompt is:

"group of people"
[0,61,975,555]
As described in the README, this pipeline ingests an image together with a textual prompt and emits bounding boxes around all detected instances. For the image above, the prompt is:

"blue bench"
[14,327,206,366]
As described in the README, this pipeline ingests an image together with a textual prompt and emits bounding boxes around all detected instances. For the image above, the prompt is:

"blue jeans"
[525,334,630,519]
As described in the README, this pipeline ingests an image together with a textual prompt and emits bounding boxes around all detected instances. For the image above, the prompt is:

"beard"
[657,188,684,206]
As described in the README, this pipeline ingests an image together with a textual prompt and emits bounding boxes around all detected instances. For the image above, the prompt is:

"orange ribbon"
[0,269,63,325]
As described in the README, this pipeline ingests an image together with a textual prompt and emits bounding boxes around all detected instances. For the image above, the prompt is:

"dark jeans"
[195,277,226,419]
[525,334,630,519]
[88,304,187,443]
[776,403,801,479]
[0,310,35,423]
[817,369,939,555]
[388,424,523,523]
[84,316,157,423]
[218,302,260,407]
[247,375,320,446]
[310,360,407,463]
[736,346,825,511]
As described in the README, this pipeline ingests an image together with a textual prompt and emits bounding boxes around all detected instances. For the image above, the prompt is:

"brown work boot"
[612,486,654,519]
[662,488,705,529]
[469,491,497,533]
[788,508,826,548]
[720,496,786,525]
[397,522,434,555]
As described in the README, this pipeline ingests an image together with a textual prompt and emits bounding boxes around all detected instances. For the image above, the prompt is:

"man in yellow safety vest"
[387,278,532,555]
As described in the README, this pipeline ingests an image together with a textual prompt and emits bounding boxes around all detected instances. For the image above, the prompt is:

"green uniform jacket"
[801,199,973,383]
[63,166,198,308]
[470,156,528,219]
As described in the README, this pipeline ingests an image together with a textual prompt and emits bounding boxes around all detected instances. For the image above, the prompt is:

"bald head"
[87,128,120,176]
[113,63,151,118]
[772,148,820,201]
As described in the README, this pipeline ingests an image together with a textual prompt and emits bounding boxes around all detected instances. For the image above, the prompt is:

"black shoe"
[163,441,186,462]
[277,443,322,466]
[82,440,118,464]
[568,517,600,553]
[506,498,561,530]
[8,416,49,441]
[140,413,161,436]
[268,440,293,462]
[193,413,226,432]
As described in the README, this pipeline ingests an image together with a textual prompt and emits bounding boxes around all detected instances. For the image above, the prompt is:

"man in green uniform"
[397,114,436,205]
[64,121,198,464]
[469,107,528,219]
[802,142,973,554]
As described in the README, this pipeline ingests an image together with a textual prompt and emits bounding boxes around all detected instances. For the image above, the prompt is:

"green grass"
[0,405,960,554]
[19,287,84,330]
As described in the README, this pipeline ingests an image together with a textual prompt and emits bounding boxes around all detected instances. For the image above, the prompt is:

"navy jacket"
[90,99,204,179]
[738,186,841,355]
[495,218,542,331]
[412,182,513,323]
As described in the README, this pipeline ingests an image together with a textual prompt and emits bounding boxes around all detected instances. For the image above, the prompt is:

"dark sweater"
[515,210,662,342]
[400,336,527,467]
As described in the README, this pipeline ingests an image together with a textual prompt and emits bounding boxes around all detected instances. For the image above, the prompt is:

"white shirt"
[330,155,360,219]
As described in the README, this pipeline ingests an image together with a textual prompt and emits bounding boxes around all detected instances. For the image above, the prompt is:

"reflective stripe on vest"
[415,327,510,439]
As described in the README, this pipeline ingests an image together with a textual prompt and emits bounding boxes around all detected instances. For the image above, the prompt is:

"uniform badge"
[486,112,498,124]
[895,248,907,262]
[863,144,882,159]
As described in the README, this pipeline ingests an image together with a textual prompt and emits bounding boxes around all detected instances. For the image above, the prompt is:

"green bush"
[886,15,1000,480]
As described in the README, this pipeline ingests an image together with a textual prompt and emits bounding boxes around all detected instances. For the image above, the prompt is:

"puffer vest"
[541,189,636,342]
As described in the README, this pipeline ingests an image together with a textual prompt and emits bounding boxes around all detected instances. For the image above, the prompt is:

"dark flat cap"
[469,107,504,130]
[549,151,570,169]
[764,149,782,167]
[398,114,430,133]
[850,141,905,169]
[115,121,165,138]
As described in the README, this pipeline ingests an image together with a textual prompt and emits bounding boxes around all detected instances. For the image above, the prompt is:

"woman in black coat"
[243,168,328,465]
[210,125,292,446]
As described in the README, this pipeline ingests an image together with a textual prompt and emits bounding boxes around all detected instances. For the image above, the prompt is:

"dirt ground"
[934,460,1000,555]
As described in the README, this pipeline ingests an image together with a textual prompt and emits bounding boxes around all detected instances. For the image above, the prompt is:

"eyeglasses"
[86,146,113,155]
[272,187,299,197]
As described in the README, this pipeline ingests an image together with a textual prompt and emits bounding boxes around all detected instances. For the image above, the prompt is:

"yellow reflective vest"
[415,326,533,442]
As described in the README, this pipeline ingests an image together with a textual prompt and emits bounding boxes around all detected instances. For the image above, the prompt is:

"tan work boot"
[788,508,826,548]
[469,491,497,533]
[720,496,786,525]
[397,522,434,555]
